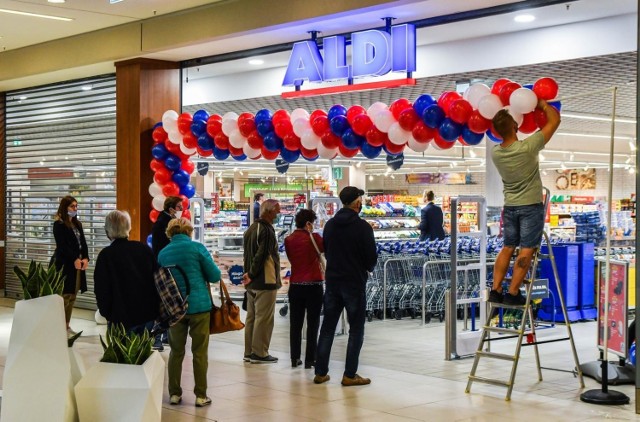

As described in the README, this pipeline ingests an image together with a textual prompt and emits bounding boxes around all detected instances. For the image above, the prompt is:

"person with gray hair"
[94,210,160,335]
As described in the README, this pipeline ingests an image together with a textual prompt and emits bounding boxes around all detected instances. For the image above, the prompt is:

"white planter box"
[75,351,165,422]
[1,295,77,422]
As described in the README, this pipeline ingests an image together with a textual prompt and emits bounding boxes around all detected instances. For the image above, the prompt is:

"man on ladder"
[488,99,560,305]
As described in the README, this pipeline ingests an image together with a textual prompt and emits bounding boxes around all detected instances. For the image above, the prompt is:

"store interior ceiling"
[1,0,637,181]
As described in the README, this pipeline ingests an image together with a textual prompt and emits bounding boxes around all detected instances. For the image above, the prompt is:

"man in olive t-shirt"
[488,99,560,306]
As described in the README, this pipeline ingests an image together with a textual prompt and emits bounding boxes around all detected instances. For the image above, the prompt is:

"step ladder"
[465,230,585,400]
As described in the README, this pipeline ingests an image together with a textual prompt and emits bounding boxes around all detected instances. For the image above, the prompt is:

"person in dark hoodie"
[313,186,377,387]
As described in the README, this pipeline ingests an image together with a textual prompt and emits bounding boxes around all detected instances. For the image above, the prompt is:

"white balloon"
[373,109,396,133]
[300,128,321,149]
[367,102,388,118]
[463,83,491,109]
[387,122,411,145]
[290,108,310,122]
[167,129,183,145]
[509,88,538,114]
[317,142,338,159]
[152,195,166,212]
[162,110,179,132]
[408,136,430,152]
[292,118,311,138]
[504,106,524,127]
[179,142,197,156]
[243,143,261,159]
[148,182,162,197]
[222,111,239,122]
[477,94,503,119]
[229,129,247,149]
[222,118,238,137]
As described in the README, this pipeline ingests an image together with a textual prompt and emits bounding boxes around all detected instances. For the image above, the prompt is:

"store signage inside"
[282,24,416,87]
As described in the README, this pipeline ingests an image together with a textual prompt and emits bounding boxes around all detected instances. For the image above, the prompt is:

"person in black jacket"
[419,190,445,241]
[52,195,89,335]
[314,186,377,387]
[94,210,160,334]
[151,196,183,258]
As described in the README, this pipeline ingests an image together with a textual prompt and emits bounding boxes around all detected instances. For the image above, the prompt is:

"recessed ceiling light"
[248,59,264,65]
[19,96,27,100]
[514,14,535,23]
[0,8,73,21]
[81,85,92,91]
[48,0,66,3]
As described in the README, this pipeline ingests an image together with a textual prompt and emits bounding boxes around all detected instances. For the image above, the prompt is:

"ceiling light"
[0,8,73,21]
[110,0,124,3]
[19,96,27,100]
[248,59,264,65]
[514,14,535,23]
[629,167,635,174]
[468,148,476,158]
[626,156,632,164]
[560,162,566,170]
[369,175,374,181]
[583,164,589,171]
[81,85,92,91]
[569,153,574,162]
[48,0,65,3]
[562,112,636,124]
[542,170,548,176]
[356,161,362,168]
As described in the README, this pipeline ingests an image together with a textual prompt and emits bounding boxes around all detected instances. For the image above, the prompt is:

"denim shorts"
[503,203,544,248]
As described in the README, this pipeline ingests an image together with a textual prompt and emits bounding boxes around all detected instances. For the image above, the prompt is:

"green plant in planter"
[13,260,65,299]
[100,323,154,365]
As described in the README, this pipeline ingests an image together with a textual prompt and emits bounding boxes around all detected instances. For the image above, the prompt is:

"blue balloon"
[413,94,436,116]
[281,148,300,163]
[328,104,348,121]
[548,100,562,112]
[164,154,181,171]
[191,119,207,137]
[422,104,445,129]
[302,153,318,162]
[153,122,163,129]
[255,109,273,124]
[151,144,169,160]
[438,118,463,142]
[193,109,209,121]
[461,126,484,146]
[330,115,350,137]
[523,84,533,90]
[382,144,401,156]
[256,119,274,137]
[232,153,247,161]
[213,147,230,160]
[146,234,153,248]
[361,142,382,159]
[172,169,190,187]
[341,128,364,150]
[180,183,196,199]
[486,129,502,143]
[263,132,283,152]
[197,134,214,150]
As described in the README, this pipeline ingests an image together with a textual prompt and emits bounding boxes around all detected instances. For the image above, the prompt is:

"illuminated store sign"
[282,24,416,87]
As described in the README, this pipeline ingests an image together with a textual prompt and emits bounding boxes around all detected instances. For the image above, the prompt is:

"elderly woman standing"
[158,218,221,408]
[94,210,159,334]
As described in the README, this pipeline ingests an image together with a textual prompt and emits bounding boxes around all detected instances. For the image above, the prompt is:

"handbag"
[208,279,245,335]
[309,232,326,274]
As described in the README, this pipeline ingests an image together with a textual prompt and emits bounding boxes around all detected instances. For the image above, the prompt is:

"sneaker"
[488,289,504,303]
[341,374,371,386]
[504,291,526,306]
[305,361,315,369]
[291,359,302,368]
[313,374,330,384]
[250,353,278,364]
[243,355,251,362]
[195,396,212,407]
[169,395,182,405]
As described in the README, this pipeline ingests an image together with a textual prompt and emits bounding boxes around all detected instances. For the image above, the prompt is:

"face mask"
[68,210,77,218]
[174,211,183,219]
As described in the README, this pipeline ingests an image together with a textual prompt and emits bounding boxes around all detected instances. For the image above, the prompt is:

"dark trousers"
[288,284,323,364]
[315,285,366,378]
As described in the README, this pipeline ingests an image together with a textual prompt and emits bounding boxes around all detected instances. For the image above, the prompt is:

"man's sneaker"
[195,396,212,407]
[341,374,371,386]
[243,355,251,362]
[250,353,278,364]
[488,289,504,303]
[313,374,330,384]
[504,291,526,306]
[169,395,182,405]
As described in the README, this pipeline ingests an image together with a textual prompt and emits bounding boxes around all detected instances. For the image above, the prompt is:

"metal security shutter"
[4,75,116,309]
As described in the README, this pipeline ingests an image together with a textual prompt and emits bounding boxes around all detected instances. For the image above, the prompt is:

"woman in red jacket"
[284,209,324,368]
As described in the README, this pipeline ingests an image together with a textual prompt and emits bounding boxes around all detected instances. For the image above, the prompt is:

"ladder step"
[468,375,511,387]
[476,351,516,361]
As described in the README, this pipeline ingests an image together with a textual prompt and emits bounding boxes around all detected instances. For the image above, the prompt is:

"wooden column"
[115,59,180,241]
[0,92,5,289]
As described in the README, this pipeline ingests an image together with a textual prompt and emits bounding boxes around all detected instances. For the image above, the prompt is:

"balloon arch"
[148,77,560,222]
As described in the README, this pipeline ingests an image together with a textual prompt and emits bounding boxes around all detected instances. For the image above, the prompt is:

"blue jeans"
[315,285,366,378]
[503,203,544,248]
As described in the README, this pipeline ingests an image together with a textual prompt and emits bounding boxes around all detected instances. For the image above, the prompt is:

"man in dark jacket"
[151,196,183,258]
[242,199,282,364]
[314,186,377,386]
[419,190,445,241]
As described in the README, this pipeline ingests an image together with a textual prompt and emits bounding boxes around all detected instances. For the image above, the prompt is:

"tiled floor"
[0,297,638,421]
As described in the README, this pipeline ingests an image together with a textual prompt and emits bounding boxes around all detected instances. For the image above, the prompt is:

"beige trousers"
[244,289,277,357]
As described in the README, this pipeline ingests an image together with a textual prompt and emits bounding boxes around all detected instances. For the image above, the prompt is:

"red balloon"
[179,195,190,210]
[366,127,388,147]
[283,133,301,151]
[352,114,373,136]
[339,144,359,158]
[162,181,180,196]
[152,127,167,144]
[272,109,290,124]
[534,108,547,129]
[389,98,412,120]
[533,77,558,101]
[261,146,279,160]
[177,113,193,135]
[229,145,244,157]
[181,159,195,174]
[398,108,421,131]
[181,209,192,220]
[237,112,254,123]
[519,112,537,134]
[321,130,341,149]
[247,131,264,149]
[384,138,405,155]
[214,132,230,150]
[432,132,456,150]
[300,146,318,159]
[491,78,512,96]
[311,115,329,137]
[309,109,327,123]
[467,110,491,134]
[238,118,256,137]
[412,122,435,143]
[182,132,198,149]
[499,82,522,105]
[154,167,172,185]
[206,119,222,138]
[448,99,473,124]
[150,159,165,172]
[437,91,461,114]
[149,209,160,223]
[196,146,213,157]
[164,139,181,155]
[346,105,366,124]
[250,153,262,160]
[274,119,293,139]
[207,114,222,123]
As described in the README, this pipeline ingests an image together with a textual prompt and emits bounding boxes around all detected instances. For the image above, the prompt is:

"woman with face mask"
[52,195,89,335]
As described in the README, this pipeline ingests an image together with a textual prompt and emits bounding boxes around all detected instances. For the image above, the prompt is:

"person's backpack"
[152,265,190,335]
